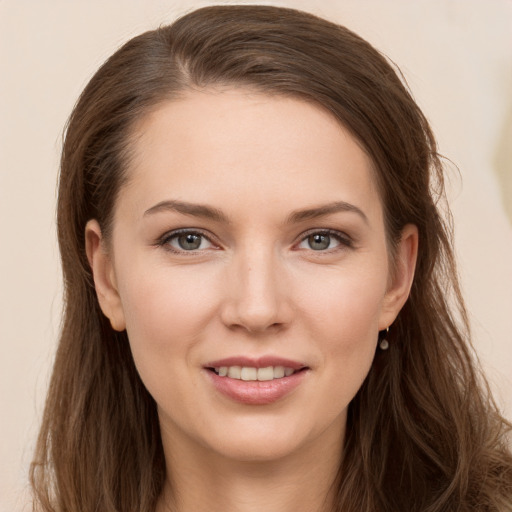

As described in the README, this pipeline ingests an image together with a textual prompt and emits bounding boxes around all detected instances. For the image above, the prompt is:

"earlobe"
[85,220,126,332]
[379,224,419,330]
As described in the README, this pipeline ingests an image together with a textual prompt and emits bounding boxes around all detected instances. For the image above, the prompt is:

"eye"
[160,230,215,252]
[296,230,351,251]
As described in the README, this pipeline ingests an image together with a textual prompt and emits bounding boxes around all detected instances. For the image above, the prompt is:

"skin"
[86,88,418,512]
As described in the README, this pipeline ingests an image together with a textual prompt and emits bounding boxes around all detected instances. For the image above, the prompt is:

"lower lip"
[205,369,308,405]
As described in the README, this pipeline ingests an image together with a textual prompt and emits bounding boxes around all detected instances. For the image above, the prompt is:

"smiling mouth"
[205,360,309,404]
[207,366,308,381]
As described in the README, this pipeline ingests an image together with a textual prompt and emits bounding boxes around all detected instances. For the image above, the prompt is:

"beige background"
[1,1,511,510]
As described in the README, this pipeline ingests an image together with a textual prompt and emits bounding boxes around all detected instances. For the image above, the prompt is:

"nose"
[220,244,292,334]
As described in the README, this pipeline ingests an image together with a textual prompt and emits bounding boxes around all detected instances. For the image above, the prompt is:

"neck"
[156,422,343,512]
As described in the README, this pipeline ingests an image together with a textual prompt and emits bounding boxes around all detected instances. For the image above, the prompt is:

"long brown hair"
[31,5,512,511]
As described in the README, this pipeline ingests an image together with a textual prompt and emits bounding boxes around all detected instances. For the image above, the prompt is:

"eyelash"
[298,228,354,252]
[156,228,354,254]
[157,228,217,255]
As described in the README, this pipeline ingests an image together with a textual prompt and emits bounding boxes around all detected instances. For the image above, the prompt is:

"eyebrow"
[143,199,368,225]
[144,199,230,223]
[286,201,369,225]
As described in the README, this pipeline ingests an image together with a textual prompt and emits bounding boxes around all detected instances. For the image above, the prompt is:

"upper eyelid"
[160,228,214,241]
[297,228,349,238]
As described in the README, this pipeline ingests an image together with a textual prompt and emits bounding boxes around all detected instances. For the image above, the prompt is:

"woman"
[30,5,512,511]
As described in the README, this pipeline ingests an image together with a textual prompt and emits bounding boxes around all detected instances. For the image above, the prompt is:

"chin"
[201,415,328,464]
[213,435,303,463]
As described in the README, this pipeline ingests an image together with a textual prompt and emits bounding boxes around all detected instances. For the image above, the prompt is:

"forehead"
[120,88,382,224]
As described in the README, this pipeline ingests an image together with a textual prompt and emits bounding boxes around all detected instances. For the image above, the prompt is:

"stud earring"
[379,327,390,350]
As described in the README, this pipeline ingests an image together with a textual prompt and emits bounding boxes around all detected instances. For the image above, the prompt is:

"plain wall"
[1,1,511,510]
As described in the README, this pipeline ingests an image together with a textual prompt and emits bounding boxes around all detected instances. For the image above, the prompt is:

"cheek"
[299,263,387,343]
[116,263,221,377]
[296,264,387,397]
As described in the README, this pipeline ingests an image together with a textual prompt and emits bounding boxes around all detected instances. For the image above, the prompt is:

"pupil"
[309,234,330,250]
[179,233,201,250]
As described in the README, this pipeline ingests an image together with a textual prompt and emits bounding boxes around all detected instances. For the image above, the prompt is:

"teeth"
[257,366,274,381]
[241,367,257,381]
[227,366,241,379]
[214,365,298,381]
[273,366,285,378]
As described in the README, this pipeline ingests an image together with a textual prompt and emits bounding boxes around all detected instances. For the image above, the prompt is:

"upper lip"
[204,356,307,370]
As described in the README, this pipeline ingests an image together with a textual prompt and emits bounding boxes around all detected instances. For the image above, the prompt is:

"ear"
[85,219,126,331]
[378,224,418,330]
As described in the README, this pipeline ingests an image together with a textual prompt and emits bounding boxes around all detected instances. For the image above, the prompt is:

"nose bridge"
[222,239,289,332]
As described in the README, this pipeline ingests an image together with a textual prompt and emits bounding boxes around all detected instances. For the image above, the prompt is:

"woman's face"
[87,88,417,464]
